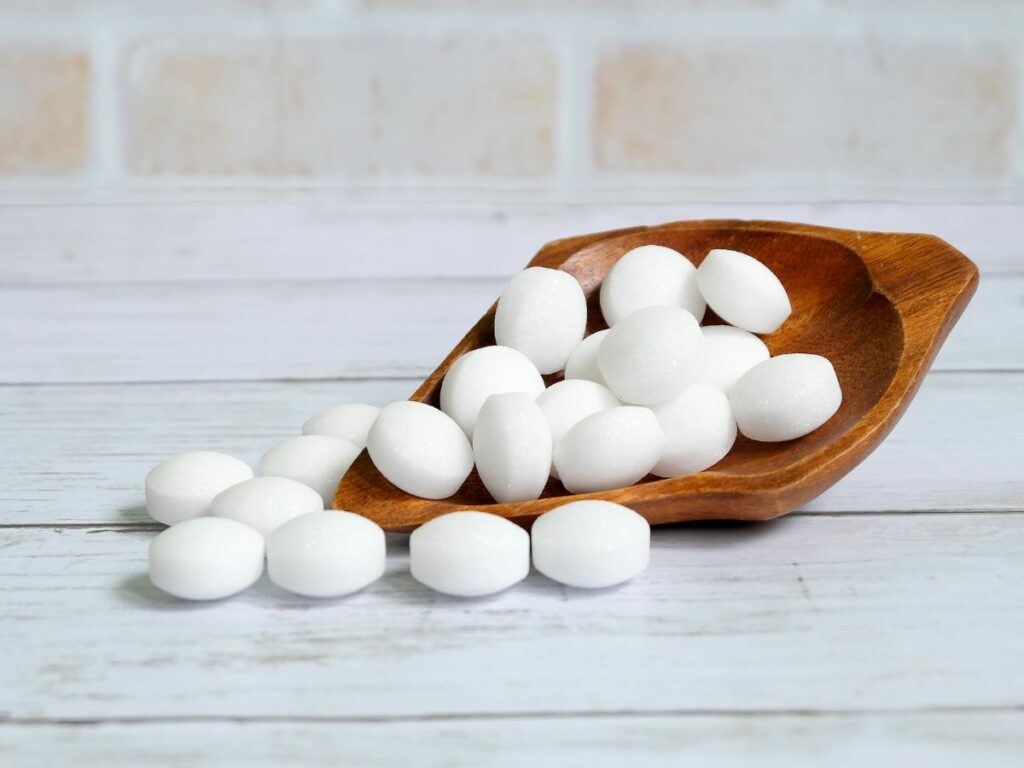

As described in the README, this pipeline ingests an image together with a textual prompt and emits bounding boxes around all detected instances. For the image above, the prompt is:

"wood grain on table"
[0,203,1021,766]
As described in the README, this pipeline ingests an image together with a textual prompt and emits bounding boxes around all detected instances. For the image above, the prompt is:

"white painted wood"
[0,274,1016,384]
[2,712,1022,768]
[1,373,1019,527]
[1,515,1021,720]
[0,279,496,384]
[0,379,415,526]
[0,203,1020,283]
[1,202,1018,758]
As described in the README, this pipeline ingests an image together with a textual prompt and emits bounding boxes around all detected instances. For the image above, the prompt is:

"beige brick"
[594,44,1017,179]
[366,0,781,8]
[125,38,556,177]
[0,48,89,174]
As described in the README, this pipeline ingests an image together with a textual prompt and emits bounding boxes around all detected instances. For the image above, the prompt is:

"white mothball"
[697,325,771,392]
[553,406,665,494]
[473,393,552,503]
[145,451,253,526]
[600,244,705,326]
[531,500,650,589]
[302,403,381,449]
[367,400,474,499]
[651,385,737,478]
[210,476,324,538]
[535,379,619,479]
[149,517,264,601]
[729,354,842,442]
[696,249,791,334]
[259,435,361,507]
[597,305,705,405]
[495,267,588,374]
[267,511,386,598]
[439,345,545,437]
[564,330,610,386]
[410,511,530,597]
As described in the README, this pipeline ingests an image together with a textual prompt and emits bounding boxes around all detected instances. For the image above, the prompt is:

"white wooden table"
[1,202,1021,766]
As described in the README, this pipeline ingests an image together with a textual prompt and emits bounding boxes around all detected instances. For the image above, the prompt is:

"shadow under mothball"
[118,572,227,611]
[116,503,151,524]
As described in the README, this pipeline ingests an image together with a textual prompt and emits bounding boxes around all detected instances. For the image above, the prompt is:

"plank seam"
[1,510,1022,532]
[2,704,1022,727]
[1,368,1019,388]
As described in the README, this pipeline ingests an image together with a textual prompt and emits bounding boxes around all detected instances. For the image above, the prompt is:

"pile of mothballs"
[145,246,841,602]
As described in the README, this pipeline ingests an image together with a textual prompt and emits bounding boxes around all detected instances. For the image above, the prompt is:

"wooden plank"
[0,274,1017,384]
[0,373,1019,527]
[1,515,1021,720]
[0,203,1020,283]
[0,279,496,384]
[2,711,1022,768]
[0,379,416,526]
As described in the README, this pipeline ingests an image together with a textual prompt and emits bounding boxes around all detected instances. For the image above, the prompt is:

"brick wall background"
[1,0,1022,202]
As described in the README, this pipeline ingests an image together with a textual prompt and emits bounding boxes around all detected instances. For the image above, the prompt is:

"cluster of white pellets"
[365,247,840,504]
[145,448,649,599]
[142,243,841,603]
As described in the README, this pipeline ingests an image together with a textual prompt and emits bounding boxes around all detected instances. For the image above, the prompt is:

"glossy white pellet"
[600,244,705,326]
[696,249,791,334]
[535,379,619,479]
[597,305,705,405]
[494,267,588,375]
[410,511,529,597]
[145,451,253,526]
[553,406,665,494]
[439,345,545,437]
[473,393,552,503]
[302,403,381,449]
[266,511,386,598]
[149,517,264,601]
[260,435,360,507]
[366,400,474,499]
[210,476,324,538]
[651,384,737,478]
[729,354,842,442]
[564,330,610,386]
[696,325,771,392]
[531,500,650,589]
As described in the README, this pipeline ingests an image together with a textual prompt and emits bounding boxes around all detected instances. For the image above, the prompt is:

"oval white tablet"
[651,384,737,478]
[696,249,791,334]
[302,403,380,449]
[729,354,842,442]
[210,476,324,538]
[564,330,610,387]
[439,345,545,437]
[267,511,386,598]
[600,244,705,326]
[535,379,619,479]
[410,511,529,597]
[259,435,360,507]
[149,517,264,601]
[531,500,650,589]
[553,406,665,494]
[597,305,705,405]
[697,325,771,392]
[366,400,474,499]
[494,267,588,375]
[145,451,253,526]
[473,393,552,503]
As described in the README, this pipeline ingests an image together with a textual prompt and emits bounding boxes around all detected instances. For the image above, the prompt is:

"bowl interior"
[417,225,903,504]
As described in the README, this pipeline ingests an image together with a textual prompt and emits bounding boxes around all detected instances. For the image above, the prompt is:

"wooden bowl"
[336,219,978,532]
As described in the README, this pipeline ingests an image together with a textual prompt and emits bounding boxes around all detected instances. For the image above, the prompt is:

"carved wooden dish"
[336,219,978,532]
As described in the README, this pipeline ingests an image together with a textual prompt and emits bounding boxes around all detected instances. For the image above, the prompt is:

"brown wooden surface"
[335,219,979,532]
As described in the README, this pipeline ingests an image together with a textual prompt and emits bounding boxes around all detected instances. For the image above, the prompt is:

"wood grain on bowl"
[335,219,979,532]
